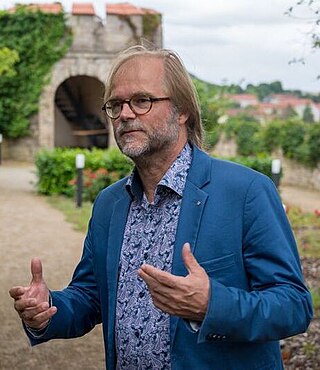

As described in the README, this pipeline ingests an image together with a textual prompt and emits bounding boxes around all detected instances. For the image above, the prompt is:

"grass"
[286,206,320,258]
[311,288,320,317]
[46,195,92,233]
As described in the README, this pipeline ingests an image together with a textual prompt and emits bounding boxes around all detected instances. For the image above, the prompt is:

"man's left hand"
[138,243,209,321]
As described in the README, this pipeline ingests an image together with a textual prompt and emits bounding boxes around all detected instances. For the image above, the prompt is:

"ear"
[177,112,189,126]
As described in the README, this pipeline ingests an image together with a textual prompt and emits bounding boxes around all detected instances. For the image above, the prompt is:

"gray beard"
[115,111,180,160]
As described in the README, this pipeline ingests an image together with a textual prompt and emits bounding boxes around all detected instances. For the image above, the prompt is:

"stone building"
[3,2,162,161]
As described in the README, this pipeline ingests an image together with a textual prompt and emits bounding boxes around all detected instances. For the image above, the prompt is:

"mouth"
[119,129,143,136]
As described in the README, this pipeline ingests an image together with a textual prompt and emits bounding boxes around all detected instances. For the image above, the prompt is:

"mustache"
[116,120,144,135]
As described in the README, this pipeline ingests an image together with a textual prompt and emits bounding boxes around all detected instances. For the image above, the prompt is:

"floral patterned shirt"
[115,143,192,369]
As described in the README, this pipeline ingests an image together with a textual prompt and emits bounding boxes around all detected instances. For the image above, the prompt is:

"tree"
[302,104,315,123]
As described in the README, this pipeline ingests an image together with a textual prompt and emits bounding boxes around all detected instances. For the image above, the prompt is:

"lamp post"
[0,134,3,165]
[75,154,85,208]
[271,159,281,189]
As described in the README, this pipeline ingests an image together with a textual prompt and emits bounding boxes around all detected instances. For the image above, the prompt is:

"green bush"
[305,123,320,167]
[35,147,133,196]
[259,120,283,153]
[280,119,306,161]
[219,116,320,168]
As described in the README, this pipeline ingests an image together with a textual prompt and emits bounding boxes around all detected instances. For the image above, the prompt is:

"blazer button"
[206,333,216,341]
[206,333,219,341]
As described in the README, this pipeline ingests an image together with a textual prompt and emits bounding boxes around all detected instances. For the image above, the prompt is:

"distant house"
[227,94,259,108]
[267,94,320,122]
[226,93,320,123]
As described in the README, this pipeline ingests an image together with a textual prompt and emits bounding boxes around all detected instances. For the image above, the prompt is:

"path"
[0,161,104,370]
[280,184,320,213]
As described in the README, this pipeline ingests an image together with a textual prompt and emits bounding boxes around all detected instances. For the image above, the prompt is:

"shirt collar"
[126,142,192,200]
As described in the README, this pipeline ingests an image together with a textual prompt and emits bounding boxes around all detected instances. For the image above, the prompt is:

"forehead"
[111,56,166,97]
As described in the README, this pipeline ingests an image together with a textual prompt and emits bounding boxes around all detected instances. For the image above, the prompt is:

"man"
[10,45,312,369]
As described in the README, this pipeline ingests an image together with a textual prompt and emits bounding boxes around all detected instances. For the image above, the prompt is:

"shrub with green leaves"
[35,147,133,196]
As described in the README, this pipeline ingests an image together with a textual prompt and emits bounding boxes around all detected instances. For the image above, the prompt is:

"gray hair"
[104,45,204,148]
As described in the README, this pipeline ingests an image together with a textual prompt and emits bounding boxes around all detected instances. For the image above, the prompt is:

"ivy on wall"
[142,14,161,41]
[0,6,72,139]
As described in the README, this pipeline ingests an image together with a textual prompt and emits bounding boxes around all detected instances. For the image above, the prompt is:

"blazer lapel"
[170,146,212,346]
[106,193,131,355]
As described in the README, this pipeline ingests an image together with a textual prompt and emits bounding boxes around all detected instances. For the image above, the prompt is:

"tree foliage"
[0,6,72,138]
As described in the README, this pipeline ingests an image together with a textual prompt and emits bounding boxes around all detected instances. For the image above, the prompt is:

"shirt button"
[139,291,145,298]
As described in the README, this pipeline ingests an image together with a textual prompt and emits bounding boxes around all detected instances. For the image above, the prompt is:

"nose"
[119,101,136,120]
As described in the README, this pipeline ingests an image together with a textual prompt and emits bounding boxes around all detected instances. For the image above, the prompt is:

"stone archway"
[38,55,116,150]
[54,75,107,148]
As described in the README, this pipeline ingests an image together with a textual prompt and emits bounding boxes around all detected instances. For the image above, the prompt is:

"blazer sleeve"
[26,216,102,346]
[197,175,313,343]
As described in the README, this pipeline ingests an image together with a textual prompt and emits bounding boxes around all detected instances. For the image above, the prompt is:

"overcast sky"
[1,0,319,93]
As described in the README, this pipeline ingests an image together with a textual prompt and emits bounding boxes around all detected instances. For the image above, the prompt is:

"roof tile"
[106,2,159,16]
[9,3,63,14]
[72,3,95,15]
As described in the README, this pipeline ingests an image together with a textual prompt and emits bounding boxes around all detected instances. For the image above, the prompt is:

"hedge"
[35,148,276,197]
[35,147,132,196]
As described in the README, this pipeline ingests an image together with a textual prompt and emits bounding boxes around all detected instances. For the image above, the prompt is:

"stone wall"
[281,157,320,191]
[212,136,320,191]
[2,116,39,161]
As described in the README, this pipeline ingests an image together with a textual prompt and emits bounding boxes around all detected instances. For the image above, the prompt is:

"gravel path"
[280,185,320,214]
[0,161,319,369]
[0,162,104,370]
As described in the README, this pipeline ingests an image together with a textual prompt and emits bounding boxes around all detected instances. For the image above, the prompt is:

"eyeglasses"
[102,94,170,119]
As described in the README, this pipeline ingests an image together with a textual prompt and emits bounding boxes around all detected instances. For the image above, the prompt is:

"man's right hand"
[9,258,57,330]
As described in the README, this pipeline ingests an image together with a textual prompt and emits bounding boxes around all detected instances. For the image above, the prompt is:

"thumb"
[31,258,43,284]
[182,243,201,275]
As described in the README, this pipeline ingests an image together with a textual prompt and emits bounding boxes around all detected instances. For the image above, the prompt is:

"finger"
[9,286,27,299]
[24,306,57,330]
[182,243,201,274]
[138,268,160,288]
[14,297,38,312]
[139,270,177,302]
[138,265,178,288]
[31,258,43,284]
[20,301,50,321]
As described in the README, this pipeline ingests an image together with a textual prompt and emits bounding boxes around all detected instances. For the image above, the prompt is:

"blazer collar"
[187,144,212,189]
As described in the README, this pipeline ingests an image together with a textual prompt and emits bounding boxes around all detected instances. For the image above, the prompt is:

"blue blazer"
[28,146,313,369]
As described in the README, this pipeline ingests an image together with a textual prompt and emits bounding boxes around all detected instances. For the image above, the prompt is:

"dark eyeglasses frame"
[101,96,170,119]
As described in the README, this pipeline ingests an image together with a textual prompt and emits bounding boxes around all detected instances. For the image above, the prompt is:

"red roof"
[72,3,95,15]
[229,94,258,101]
[8,3,63,13]
[106,2,159,15]
[7,2,160,16]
